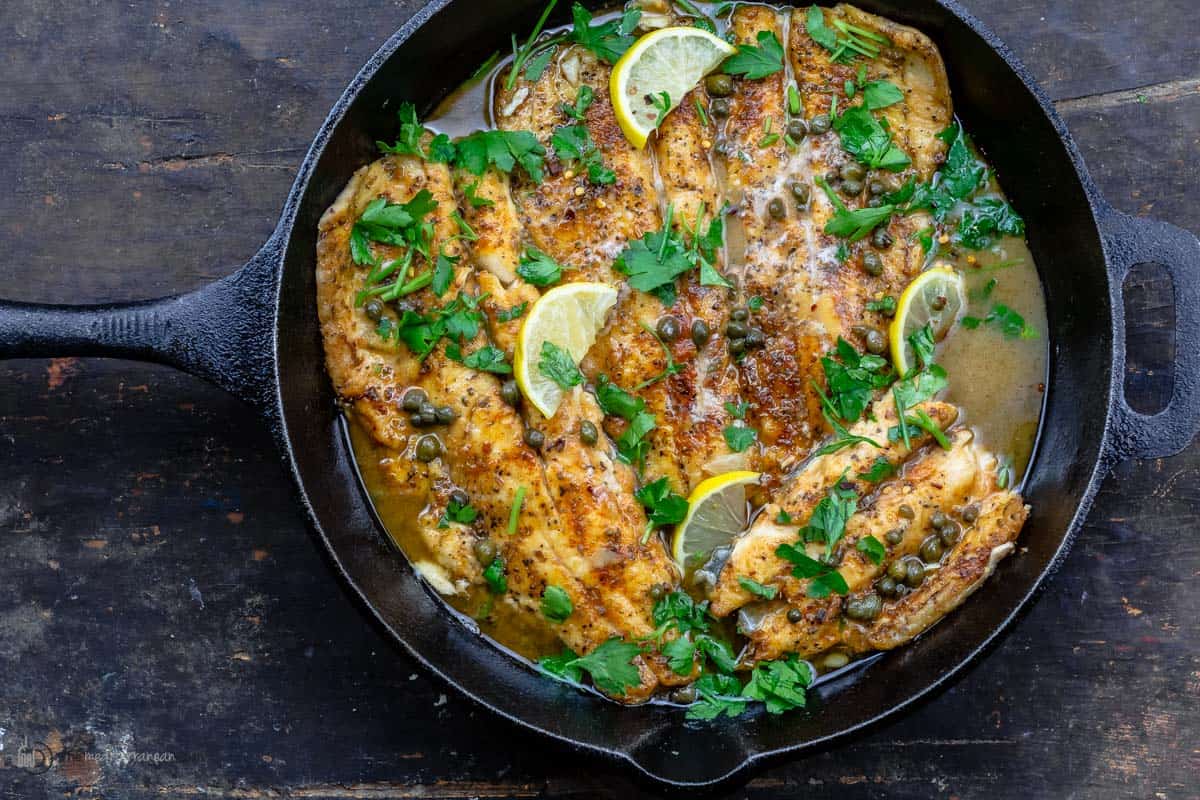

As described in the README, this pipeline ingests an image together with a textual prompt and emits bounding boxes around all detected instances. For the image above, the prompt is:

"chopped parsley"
[567,638,643,695]
[568,3,641,64]
[482,556,507,594]
[351,190,437,268]
[724,400,749,419]
[496,302,528,322]
[738,576,778,600]
[806,6,889,64]
[865,295,897,315]
[431,251,457,297]
[522,46,556,82]
[888,407,952,450]
[862,79,904,111]
[614,204,695,304]
[505,0,564,91]
[775,509,794,524]
[595,375,644,419]
[595,376,656,469]
[560,84,595,121]
[507,485,527,535]
[551,124,616,185]
[462,179,495,209]
[455,129,547,183]
[815,176,895,241]
[857,455,895,482]
[651,91,672,129]
[386,291,487,357]
[634,477,689,531]
[747,295,765,311]
[540,585,574,622]
[775,479,858,598]
[446,343,511,374]
[962,303,1039,339]
[722,30,785,79]
[438,497,478,529]
[723,423,757,453]
[687,672,750,720]
[538,341,583,389]
[741,654,814,713]
[815,337,894,424]
[376,102,455,162]
[833,106,911,172]
[856,535,886,564]
[956,198,1025,249]
[516,246,563,286]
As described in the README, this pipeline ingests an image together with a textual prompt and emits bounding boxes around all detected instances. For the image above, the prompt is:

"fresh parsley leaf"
[797,479,858,555]
[865,295,897,315]
[833,106,911,171]
[438,497,478,529]
[595,376,645,420]
[431,252,457,296]
[496,302,528,322]
[617,410,656,469]
[377,102,456,163]
[862,79,904,110]
[857,455,895,482]
[551,124,615,184]
[724,424,757,452]
[971,303,1039,339]
[567,637,643,695]
[835,241,850,263]
[455,130,546,183]
[482,556,507,594]
[724,400,749,419]
[538,341,583,389]
[856,535,886,564]
[508,485,527,535]
[516,246,563,286]
[816,177,895,241]
[568,3,641,64]
[652,591,711,636]
[741,654,814,713]
[956,198,1025,249]
[723,30,785,79]
[462,179,495,209]
[812,411,882,456]
[661,636,696,675]
[907,323,937,371]
[805,6,888,64]
[695,634,738,673]
[538,647,583,684]
[888,408,951,450]
[505,0,562,91]
[523,46,556,82]
[635,321,685,390]
[817,337,894,423]
[541,585,574,622]
[614,206,695,304]
[747,295,764,311]
[738,576,778,600]
[651,91,672,129]
[687,672,749,720]
[634,477,689,529]
[560,84,595,121]
[448,343,512,374]
[776,509,794,524]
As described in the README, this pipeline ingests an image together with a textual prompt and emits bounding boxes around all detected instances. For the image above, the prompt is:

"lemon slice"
[611,26,736,149]
[515,282,618,418]
[889,266,966,375]
[671,471,760,569]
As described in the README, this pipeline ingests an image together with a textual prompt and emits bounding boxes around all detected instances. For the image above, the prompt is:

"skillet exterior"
[1,0,1198,789]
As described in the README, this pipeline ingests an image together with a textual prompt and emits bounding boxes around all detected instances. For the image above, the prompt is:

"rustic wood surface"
[0,1,1197,797]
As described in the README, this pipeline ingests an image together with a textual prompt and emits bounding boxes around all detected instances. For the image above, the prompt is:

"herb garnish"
[775,479,857,598]
[551,124,616,184]
[595,376,656,468]
[856,535,886,564]
[857,455,895,482]
[614,204,695,304]
[505,0,563,91]
[806,6,889,64]
[496,302,528,323]
[723,424,757,453]
[560,85,595,121]
[722,30,785,79]
[539,638,644,695]
[815,177,895,241]
[455,130,547,183]
[833,106,911,171]
[483,556,507,594]
[568,4,641,64]
[962,303,1038,339]
[438,497,478,529]
[462,179,495,209]
[540,585,574,622]
[741,655,814,713]
[516,246,563,286]
[865,295,897,315]
[446,343,512,374]
[634,477,689,536]
[815,337,894,423]
[377,102,455,162]
[538,341,583,389]
[508,485,527,535]
[738,576,778,600]
[862,79,904,110]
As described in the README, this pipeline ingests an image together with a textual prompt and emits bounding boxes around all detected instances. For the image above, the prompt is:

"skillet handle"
[0,238,279,411]
[1100,205,1200,462]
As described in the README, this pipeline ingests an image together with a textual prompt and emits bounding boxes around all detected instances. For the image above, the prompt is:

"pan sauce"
[341,2,1046,683]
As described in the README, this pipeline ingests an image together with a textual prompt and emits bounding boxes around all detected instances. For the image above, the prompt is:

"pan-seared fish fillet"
[317,154,670,701]
[710,394,958,616]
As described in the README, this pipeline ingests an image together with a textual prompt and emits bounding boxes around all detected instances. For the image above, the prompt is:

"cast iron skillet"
[1,0,1198,788]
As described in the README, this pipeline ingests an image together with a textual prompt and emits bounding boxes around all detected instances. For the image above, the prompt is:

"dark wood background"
[1,1,1196,797]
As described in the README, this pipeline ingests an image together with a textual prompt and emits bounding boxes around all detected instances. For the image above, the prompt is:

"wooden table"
[0,2,1196,797]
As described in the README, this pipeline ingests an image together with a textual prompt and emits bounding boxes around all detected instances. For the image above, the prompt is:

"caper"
[402,388,428,413]
[787,608,803,624]
[729,337,747,356]
[877,576,897,596]
[931,295,948,311]
[450,489,470,507]
[821,549,843,568]
[409,412,431,429]
[825,169,842,184]
[821,651,850,670]
[840,162,867,182]
[841,179,864,196]
[706,73,735,97]
[867,196,884,208]
[887,559,908,582]
[418,401,437,418]
[885,527,904,545]
[650,583,667,601]
[790,181,810,205]
[364,299,385,321]
[845,592,883,621]
[580,419,599,446]
[710,97,732,117]
[903,556,925,588]
[746,328,766,349]
[863,328,887,355]
[938,520,962,546]
[871,228,894,249]
[653,315,680,342]
[809,113,831,134]
[415,434,442,463]
[861,251,884,276]
[473,538,496,565]
[768,197,786,220]
[670,684,698,704]
[868,179,887,197]
[961,503,980,524]
[500,379,521,407]
[523,428,545,450]
[730,308,750,322]
[726,320,750,339]
[898,504,915,520]
[786,118,808,140]
[893,583,911,598]
[919,535,944,564]
[930,510,949,530]
[435,405,456,425]
[691,319,712,348]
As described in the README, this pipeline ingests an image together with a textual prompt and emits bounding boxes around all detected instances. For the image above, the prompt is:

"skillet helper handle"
[0,244,277,410]
[1100,206,1200,462]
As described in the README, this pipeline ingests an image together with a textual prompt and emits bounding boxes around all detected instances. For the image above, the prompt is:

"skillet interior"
[272,0,1112,785]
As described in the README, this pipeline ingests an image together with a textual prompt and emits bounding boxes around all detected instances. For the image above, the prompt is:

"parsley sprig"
[806,6,890,64]
[815,176,895,241]
[722,30,785,79]
[538,638,644,695]
[551,124,616,185]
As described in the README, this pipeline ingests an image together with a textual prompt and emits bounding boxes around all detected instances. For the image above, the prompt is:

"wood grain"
[0,2,1196,799]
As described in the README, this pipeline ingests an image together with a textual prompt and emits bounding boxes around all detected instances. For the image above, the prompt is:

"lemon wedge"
[671,471,760,570]
[889,266,966,375]
[610,26,736,149]
[514,282,618,418]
